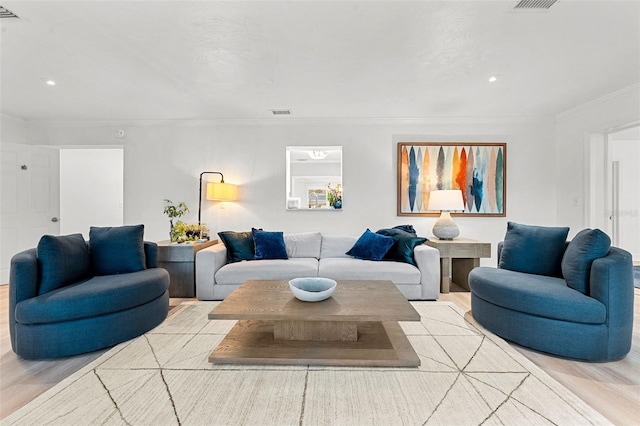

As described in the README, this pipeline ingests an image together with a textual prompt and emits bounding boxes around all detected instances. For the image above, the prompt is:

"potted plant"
[327,183,342,209]
[163,199,189,242]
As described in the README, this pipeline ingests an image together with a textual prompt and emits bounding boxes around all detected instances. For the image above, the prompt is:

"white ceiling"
[1,1,639,122]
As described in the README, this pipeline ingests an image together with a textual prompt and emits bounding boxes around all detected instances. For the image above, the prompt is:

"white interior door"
[59,148,123,237]
[0,142,60,284]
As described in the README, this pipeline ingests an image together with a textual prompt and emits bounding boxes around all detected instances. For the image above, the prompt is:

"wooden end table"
[208,280,421,367]
[425,238,491,293]
[157,239,217,297]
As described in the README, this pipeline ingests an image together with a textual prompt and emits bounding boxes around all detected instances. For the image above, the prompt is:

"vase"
[333,200,342,209]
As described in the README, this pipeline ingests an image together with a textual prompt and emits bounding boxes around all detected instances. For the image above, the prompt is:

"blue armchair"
[9,227,170,360]
[469,224,634,362]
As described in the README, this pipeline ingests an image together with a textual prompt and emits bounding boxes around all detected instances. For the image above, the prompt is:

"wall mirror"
[286,146,342,210]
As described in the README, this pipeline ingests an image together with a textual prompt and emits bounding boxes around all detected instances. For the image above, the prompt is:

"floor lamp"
[198,171,237,239]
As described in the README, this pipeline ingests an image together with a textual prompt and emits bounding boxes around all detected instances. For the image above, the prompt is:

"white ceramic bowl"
[288,277,337,302]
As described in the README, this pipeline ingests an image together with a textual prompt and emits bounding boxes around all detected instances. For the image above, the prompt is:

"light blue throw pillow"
[561,228,611,295]
[346,229,395,261]
[499,222,569,277]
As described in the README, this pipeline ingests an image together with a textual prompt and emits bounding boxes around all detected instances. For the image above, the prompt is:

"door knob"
[51,217,60,223]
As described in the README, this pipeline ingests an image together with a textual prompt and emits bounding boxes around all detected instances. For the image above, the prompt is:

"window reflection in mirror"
[286,146,342,210]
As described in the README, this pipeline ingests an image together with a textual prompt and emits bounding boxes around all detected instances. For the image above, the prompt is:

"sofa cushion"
[218,231,255,263]
[346,229,395,261]
[498,222,569,277]
[215,258,319,285]
[90,225,146,276]
[561,228,611,295]
[37,233,91,295]
[16,269,168,325]
[469,267,606,324]
[320,235,357,259]
[284,232,322,259]
[252,228,288,260]
[377,228,427,266]
[318,258,421,284]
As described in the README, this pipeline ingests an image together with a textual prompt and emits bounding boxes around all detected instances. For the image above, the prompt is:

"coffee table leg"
[273,320,358,342]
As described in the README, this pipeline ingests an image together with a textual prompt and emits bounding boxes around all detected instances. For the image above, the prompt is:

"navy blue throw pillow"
[218,231,255,263]
[252,228,288,260]
[347,229,395,261]
[90,225,146,275]
[561,228,611,295]
[377,228,427,266]
[37,233,91,295]
[499,222,569,277]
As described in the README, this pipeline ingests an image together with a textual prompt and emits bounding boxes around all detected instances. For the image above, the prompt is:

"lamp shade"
[206,182,237,201]
[428,190,464,211]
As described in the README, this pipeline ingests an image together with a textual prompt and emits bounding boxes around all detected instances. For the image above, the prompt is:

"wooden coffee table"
[208,280,421,367]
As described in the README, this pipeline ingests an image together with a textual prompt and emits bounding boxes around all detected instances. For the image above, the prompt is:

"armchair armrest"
[9,248,38,351]
[144,241,158,268]
[195,244,228,300]
[414,244,440,299]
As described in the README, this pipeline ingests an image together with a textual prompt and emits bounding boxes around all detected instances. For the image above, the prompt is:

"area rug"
[3,302,610,425]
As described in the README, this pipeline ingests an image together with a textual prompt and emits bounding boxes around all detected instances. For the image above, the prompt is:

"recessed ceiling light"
[46,80,56,86]
[488,74,501,83]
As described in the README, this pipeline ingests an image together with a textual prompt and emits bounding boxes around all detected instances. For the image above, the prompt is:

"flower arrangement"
[163,200,208,242]
[327,183,342,209]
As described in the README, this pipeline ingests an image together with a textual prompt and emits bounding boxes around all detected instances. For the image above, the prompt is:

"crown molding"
[1,112,27,125]
[555,83,640,123]
[25,115,553,128]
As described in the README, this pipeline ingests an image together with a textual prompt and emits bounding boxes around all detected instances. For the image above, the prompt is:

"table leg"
[440,257,452,294]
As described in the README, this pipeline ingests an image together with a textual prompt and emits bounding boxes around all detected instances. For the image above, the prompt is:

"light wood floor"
[1,284,639,424]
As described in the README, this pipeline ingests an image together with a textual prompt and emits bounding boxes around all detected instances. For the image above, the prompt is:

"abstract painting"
[397,142,506,216]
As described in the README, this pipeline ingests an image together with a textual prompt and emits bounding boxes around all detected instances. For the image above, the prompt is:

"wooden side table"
[425,238,491,293]
[157,240,217,298]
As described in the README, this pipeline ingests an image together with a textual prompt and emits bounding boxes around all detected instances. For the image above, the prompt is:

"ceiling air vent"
[271,109,292,116]
[514,0,558,10]
[0,6,20,19]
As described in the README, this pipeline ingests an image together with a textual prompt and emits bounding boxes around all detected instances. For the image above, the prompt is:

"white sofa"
[195,232,440,300]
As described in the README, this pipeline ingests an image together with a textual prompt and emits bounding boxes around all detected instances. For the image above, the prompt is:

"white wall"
[555,84,640,237]
[59,148,124,238]
[28,117,556,265]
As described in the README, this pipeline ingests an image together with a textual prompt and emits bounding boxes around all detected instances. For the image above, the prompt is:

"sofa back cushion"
[320,235,357,259]
[499,222,569,277]
[561,228,611,295]
[284,232,322,259]
[90,225,146,275]
[37,233,91,295]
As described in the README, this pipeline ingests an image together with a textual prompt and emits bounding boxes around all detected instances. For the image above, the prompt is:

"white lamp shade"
[428,190,464,211]
[206,182,237,201]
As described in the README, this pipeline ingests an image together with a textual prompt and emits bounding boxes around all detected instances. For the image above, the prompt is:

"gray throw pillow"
[499,222,569,277]
[37,233,91,295]
[561,228,611,295]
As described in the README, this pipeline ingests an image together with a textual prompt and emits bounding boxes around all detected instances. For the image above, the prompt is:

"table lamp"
[428,190,464,240]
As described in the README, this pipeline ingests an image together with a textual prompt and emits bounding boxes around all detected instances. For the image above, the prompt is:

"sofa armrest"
[144,241,158,268]
[195,243,228,300]
[414,244,441,299]
[9,248,39,351]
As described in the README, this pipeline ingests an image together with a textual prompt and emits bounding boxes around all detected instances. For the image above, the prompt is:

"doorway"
[59,148,124,238]
[588,125,640,261]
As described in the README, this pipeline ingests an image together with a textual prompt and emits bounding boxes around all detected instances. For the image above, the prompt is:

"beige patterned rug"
[4,302,610,425]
